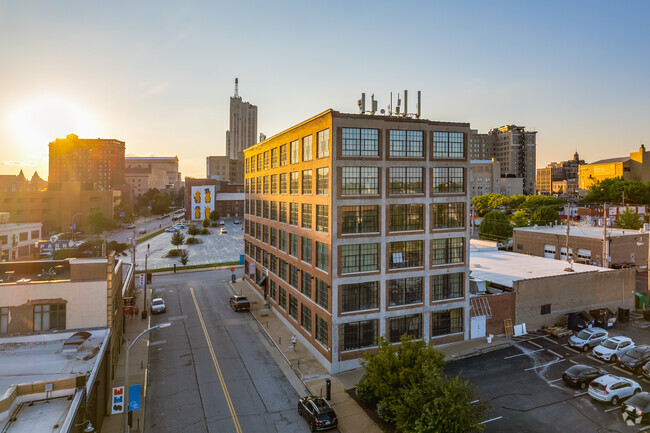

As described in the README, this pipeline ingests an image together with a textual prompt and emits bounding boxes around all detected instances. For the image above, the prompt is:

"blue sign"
[239,254,244,265]
[120,212,125,218]
[129,384,141,411]
[72,223,76,230]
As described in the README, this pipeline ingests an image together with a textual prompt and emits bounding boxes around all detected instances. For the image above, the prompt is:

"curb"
[444,341,513,363]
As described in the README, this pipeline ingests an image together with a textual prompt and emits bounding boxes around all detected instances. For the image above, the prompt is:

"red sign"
[123,306,133,315]
[230,267,235,272]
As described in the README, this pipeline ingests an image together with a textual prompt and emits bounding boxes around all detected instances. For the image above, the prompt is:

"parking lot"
[445,318,650,432]
[134,218,244,270]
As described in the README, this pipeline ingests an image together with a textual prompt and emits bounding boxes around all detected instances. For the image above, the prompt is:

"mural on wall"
[190,185,215,220]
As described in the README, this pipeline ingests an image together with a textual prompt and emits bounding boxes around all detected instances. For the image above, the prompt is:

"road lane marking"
[478,416,502,425]
[150,340,166,346]
[190,287,243,433]
[547,349,564,359]
[604,406,620,413]
[505,348,545,359]
[525,359,566,371]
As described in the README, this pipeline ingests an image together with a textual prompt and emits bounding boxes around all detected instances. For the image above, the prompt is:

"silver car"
[588,374,641,406]
[592,336,634,363]
[568,327,609,352]
[151,298,166,314]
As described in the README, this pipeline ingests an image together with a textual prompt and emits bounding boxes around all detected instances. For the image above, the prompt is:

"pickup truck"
[229,295,250,312]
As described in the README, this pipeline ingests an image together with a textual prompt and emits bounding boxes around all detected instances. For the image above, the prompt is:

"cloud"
[0,161,38,167]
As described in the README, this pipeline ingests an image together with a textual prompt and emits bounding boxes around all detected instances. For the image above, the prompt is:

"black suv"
[562,364,607,389]
[618,345,650,374]
[298,396,338,431]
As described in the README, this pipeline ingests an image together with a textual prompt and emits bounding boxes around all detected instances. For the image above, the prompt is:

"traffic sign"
[230,267,235,272]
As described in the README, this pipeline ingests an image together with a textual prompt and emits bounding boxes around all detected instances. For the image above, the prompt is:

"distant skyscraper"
[226,78,258,158]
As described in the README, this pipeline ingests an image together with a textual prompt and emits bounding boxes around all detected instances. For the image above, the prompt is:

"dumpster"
[567,311,595,331]
[589,308,617,329]
[618,307,630,323]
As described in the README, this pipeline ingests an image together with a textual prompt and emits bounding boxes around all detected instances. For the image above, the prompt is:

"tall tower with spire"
[226,78,258,158]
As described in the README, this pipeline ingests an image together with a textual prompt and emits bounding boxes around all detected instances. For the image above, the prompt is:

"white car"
[588,374,641,406]
[220,227,228,234]
[568,327,609,352]
[592,336,634,363]
[174,223,186,229]
[151,298,166,314]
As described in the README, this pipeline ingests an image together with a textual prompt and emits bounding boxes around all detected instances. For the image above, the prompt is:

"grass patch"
[136,261,241,274]
[137,228,167,244]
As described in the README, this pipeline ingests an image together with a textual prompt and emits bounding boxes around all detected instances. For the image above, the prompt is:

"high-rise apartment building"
[125,156,182,197]
[226,79,257,159]
[49,134,126,191]
[536,152,583,194]
[243,110,471,373]
[469,125,537,195]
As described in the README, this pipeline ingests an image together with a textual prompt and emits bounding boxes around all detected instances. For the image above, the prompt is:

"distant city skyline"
[1,1,649,180]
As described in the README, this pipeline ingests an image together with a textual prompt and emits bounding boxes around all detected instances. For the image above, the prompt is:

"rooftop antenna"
[389,92,393,116]
[357,93,366,114]
[416,91,421,119]
[395,93,401,115]
[234,78,239,97]
[370,94,377,114]
[403,90,408,117]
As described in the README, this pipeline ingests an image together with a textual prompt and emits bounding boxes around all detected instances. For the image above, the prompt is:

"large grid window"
[278,286,287,310]
[256,177,262,194]
[317,129,329,158]
[389,277,423,306]
[301,304,312,334]
[341,206,379,234]
[270,228,277,248]
[432,237,464,265]
[389,314,423,342]
[278,258,287,280]
[271,148,278,168]
[278,231,287,252]
[255,200,261,217]
[289,203,299,225]
[316,205,328,232]
[432,203,465,229]
[389,204,423,231]
[389,130,424,157]
[389,167,423,194]
[389,241,423,269]
[270,254,277,274]
[263,200,269,219]
[289,233,298,257]
[315,316,328,346]
[279,202,287,223]
[280,144,288,166]
[290,140,299,164]
[341,282,378,312]
[289,264,298,288]
[341,243,379,274]
[302,135,312,161]
[280,173,287,194]
[433,131,464,159]
[431,272,464,301]
[341,167,379,195]
[289,295,298,320]
[341,320,378,351]
[270,201,278,221]
[431,308,464,336]
[33,303,66,331]
[316,242,328,272]
[245,158,250,174]
[255,222,261,240]
[263,225,269,244]
[290,172,299,194]
[263,151,270,170]
[302,237,312,264]
[316,278,328,310]
[269,279,277,300]
[316,167,329,195]
[301,204,312,229]
[257,155,262,171]
[302,170,312,195]
[301,270,312,297]
[341,128,379,156]
[432,167,465,193]
[271,174,278,194]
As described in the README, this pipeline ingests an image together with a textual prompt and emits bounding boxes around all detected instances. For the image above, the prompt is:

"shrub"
[168,249,179,257]
[202,218,211,228]
[199,228,209,235]
[211,222,219,227]
[187,224,200,236]
[186,237,198,244]
[355,384,375,404]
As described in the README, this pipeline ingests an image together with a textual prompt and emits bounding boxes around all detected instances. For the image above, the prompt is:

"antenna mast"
[234,78,239,97]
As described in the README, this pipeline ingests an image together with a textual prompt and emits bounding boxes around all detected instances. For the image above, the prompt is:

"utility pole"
[565,204,572,269]
[602,203,608,268]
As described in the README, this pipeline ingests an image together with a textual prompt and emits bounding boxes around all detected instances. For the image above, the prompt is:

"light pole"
[143,244,150,319]
[124,323,171,433]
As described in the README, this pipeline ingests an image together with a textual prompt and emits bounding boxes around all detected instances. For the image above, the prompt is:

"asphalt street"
[145,269,309,433]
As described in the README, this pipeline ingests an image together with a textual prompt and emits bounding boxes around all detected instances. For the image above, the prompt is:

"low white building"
[0,222,42,261]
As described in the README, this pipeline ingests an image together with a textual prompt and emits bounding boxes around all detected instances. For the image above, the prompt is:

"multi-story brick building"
[536,152,584,194]
[125,156,182,197]
[243,109,471,373]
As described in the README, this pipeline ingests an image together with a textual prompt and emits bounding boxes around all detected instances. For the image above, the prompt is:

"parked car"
[562,364,607,390]
[592,336,634,363]
[297,396,338,431]
[220,227,228,234]
[588,374,641,406]
[589,308,617,329]
[233,220,240,224]
[567,311,595,332]
[622,392,650,425]
[568,327,609,352]
[151,298,166,314]
[127,224,136,229]
[229,295,250,312]
[618,345,650,374]
[218,220,225,225]
[642,360,650,381]
[157,215,164,220]
[138,228,147,234]
[174,223,186,229]
[165,227,178,233]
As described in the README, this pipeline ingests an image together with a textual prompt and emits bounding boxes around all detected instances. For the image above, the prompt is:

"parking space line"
[569,359,579,365]
[604,406,620,413]
[586,355,605,364]
[547,349,564,359]
[478,416,502,425]
[504,348,544,359]
[524,359,565,371]
[565,345,581,354]
[547,378,562,384]
[469,399,480,404]
[640,426,650,432]
[527,341,543,349]
[542,336,559,345]
[613,366,632,376]
[643,378,650,385]
[573,391,588,397]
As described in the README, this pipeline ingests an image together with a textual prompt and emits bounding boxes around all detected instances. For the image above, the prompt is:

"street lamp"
[124,323,171,433]
[143,244,151,319]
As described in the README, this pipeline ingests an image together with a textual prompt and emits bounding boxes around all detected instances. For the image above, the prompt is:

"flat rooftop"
[469,241,612,289]
[514,225,645,239]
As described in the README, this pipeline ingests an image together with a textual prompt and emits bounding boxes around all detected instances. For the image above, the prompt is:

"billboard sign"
[111,386,125,414]
[190,185,216,221]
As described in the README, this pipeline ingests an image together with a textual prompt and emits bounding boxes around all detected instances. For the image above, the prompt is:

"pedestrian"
[291,335,297,351]
[135,306,140,318]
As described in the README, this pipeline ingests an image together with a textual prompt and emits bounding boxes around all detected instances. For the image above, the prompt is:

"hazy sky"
[1,1,649,179]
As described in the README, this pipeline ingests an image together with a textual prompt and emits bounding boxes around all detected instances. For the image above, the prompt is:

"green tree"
[530,206,560,226]
[511,209,530,227]
[202,218,211,228]
[179,249,189,265]
[478,211,513,242]
[582,177,650,205]
[616,208,643,229]
[171,230,185,248]
[209,209,221,221]
[187,224,200,236]
[518,195,564,212]
[471,194,507,217]
[85,211,114,235]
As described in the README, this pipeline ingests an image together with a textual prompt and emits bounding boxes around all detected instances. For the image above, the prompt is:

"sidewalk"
[101,286,151,433]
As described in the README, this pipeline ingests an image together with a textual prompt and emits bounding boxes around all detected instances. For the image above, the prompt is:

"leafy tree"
[530,206,560,226]
[202,218,211,228]
[511,209,530,227]
[171,230,185,248]
[85,211,115,235]
[582,177,650,205]
[187,224,200,236]
[209,209,221,221]
[616,208,643,229]
[518,195,564,212]
[478,211,513,241]
[503,195,526,214]
[179,249,189,265]
[151,192,172,215]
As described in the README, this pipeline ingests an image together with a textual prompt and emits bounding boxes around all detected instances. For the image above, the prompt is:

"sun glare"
[8,96,100,155]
